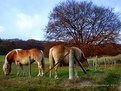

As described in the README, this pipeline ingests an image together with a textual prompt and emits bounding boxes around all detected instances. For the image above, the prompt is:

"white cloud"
[16,13,41,32]
[0,26,5,33]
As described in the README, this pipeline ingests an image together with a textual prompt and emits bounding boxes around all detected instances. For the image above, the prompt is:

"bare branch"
[45,0,121,44]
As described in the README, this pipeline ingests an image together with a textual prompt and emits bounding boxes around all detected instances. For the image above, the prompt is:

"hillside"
[0,39,121,57]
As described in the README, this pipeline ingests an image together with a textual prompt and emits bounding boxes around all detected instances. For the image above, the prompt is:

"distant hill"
[0,39,121,57]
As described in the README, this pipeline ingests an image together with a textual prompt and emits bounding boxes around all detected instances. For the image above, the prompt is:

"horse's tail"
[40,50,45,69]
[49,48,54,69]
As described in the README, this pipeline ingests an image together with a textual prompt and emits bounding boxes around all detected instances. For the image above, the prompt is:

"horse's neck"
[4,55,8,63]
[5,59,8,64]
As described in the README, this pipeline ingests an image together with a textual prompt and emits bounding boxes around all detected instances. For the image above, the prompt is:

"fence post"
[95,55,98,71]
[114,60,116,66]
[104,58,106,68]
[69,49,74,80]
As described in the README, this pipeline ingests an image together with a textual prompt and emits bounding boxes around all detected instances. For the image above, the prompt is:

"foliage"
[0,39,44,55]
[1,39,121,58]
[46,0,121,45]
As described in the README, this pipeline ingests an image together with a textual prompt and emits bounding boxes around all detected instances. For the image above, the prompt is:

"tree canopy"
[46,0,121,45]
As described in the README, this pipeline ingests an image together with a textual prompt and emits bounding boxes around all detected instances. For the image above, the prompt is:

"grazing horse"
[3,48,44,76]
[49,45,89,79]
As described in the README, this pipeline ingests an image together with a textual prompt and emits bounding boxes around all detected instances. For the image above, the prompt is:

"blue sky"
[0,0,121,40]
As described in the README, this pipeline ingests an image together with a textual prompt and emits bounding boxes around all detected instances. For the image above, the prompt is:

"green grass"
[0,55,121,91]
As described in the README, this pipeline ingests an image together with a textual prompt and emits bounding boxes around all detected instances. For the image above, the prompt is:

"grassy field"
[0,55,121,91]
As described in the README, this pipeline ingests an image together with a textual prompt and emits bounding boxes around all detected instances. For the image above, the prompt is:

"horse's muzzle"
[86,69,89,71]
[5,73,9,76]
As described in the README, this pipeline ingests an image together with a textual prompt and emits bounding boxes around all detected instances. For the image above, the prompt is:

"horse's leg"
[37,62,44,76]
[49,65,53,78]
[40,56,44,76]
[28,56,31,77]
[49,50,54,78]
[40,65,44,76]
[37,67,41,76]
[16,62,20,76]
[54,62,59,79]
[38,66,44,76]
[20,65,25,76]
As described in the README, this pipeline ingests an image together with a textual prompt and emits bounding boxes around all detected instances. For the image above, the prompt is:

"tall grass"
[88,54,121,66]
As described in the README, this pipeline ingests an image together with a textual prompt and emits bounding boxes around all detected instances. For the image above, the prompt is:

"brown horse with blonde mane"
[3,48,44,76]
[49,45,89,79]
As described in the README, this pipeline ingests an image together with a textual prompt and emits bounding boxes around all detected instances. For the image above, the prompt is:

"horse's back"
[51,45,65,53]
[29,48,41,54]
[6,48,42,64]
[50,45,69,61]
[28,48,43,59]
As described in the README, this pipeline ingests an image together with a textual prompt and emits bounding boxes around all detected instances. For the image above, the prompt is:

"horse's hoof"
[54,76,59,79]
[37,75,40,77]
[55,78,59,79]
[76,76,79,78]
[17,74,20,76]
[37,74,43,77]
[5,74,8,76]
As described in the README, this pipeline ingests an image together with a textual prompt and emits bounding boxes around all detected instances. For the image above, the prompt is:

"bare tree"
[46,0,121,45]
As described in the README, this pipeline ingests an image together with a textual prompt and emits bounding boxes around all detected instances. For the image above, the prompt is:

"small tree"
[46,0,121,45]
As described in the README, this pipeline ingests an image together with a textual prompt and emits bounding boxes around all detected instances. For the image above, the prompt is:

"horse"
[49,45,89,79]
[3,48,44,77]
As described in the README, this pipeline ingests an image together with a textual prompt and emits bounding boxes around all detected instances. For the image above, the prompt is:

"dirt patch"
[58,77,94,89]
[58,71,108,89]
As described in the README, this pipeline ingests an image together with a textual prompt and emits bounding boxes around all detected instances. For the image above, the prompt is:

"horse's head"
[3,62,11,76]
[82,58,89,71]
